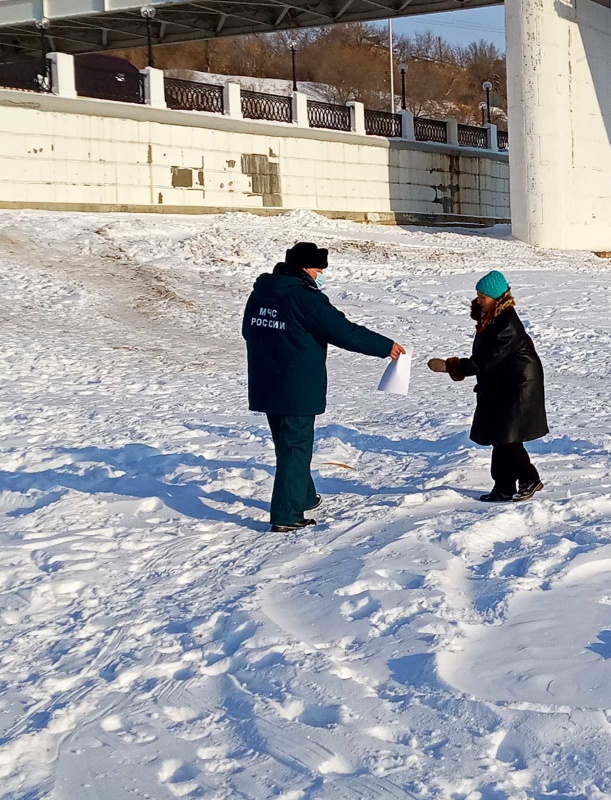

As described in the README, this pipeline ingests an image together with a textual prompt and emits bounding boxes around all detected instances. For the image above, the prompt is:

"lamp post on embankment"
[479,101,487,126]
[141,5,156,68]
[399,61,407,110]
[289,40,297,91]
[483,80,493,124]
[36,17,50,89]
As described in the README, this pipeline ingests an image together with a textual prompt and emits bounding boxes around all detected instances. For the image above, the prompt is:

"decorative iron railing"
[414,117,447,144]
[458,123,488,149]
[241,90,292,123]
[164,77,224,114]
[0,58,52,93]
[307,100,351,132]
[75,62,144,104]
[497,129,509,151]
[365,109,402,138]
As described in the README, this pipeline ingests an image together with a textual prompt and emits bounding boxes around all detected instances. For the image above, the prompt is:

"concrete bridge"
[0,0,609,250]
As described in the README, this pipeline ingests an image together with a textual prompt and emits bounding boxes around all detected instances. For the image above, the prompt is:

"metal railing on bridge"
[164,77,224,114]
[307,100,351,132]
[0,58,508,152]
[0,58,52,93]
[365,109,402,138]
[241,90,292,123]
[75,61,144,104]
[458,123,488,149]
[414,117,448,144]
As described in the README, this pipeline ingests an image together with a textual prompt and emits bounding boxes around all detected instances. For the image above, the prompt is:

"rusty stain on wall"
[171,167,193,188]
[429,154,462,214]
[241,153,282,207]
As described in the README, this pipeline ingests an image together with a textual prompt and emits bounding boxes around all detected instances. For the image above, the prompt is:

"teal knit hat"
[475,270,509,300]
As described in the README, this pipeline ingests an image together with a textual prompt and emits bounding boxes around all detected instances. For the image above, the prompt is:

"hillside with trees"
[113,23,506,125]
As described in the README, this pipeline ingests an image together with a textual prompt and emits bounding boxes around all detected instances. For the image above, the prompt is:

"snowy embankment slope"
[0,209,610,800]
[164,70,335,102]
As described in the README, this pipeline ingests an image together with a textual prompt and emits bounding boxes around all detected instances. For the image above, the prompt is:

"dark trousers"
[491,443,540,495]
[267,415,317,526]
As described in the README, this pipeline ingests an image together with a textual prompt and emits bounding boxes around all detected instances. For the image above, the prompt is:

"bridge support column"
[505,0,611,250]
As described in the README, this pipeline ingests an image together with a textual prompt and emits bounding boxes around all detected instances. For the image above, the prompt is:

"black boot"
[271,518,317,533]
[479,488,514,503]
[513,481,544,502]
[305,494,322,512]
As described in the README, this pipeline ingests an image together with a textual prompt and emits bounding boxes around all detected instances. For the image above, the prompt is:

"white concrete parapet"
[347,101,365,136]
[485,123,498,153]
[400,109,415,142]
[223,81,242,120]
[446,119,459,147]
[47,52,76,99]
[291,91,309,127]
[141,67,166,109]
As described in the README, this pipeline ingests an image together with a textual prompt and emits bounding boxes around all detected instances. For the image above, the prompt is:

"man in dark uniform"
[242,242,405,532]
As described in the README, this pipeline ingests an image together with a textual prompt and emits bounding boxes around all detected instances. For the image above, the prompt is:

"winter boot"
[513,481,544,502]
[271,518,317,533]
[305,494,323,512]
[479,489,514,503]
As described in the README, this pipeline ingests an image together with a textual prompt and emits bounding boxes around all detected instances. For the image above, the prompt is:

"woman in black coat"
[428,270,548,502]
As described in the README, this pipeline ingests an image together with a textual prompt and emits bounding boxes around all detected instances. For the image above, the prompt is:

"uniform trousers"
[267,415,317,526]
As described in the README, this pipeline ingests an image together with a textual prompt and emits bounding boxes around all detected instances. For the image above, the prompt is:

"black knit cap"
[285,242,329,271]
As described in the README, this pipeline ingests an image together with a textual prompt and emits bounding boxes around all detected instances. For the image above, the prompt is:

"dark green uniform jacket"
[242,267,393,416]
[460,306,548,446]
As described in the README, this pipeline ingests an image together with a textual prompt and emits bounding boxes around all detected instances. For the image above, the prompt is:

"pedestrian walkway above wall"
[0,54,510,223]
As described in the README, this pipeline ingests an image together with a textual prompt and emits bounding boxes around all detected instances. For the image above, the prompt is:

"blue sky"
[386,7,506,51]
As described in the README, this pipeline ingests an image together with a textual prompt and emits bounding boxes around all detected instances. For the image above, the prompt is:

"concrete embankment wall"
[0,89,510,224]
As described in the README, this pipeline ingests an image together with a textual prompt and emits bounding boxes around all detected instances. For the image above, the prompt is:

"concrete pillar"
[485,123,498,153]
[223,81,242,119]
[446,119,459,147]
[347,101,365,135]
[400,109,415,142]
[505,0,611,250]
[141,67,166,109]
[47,52,76,98]
[291,91,309,127]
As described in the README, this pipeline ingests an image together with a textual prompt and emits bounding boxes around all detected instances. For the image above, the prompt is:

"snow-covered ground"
[1,209,610,800]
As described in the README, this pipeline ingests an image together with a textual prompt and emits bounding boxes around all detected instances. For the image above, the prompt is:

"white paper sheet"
[377,348,413,396]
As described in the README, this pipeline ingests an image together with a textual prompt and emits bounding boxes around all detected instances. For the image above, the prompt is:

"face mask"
[314,273,326,291]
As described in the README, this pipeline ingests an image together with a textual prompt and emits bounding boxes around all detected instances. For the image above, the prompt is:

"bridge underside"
[0,0,500,57]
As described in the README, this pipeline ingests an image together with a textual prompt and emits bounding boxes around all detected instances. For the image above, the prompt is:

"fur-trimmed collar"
[471,289,516,333]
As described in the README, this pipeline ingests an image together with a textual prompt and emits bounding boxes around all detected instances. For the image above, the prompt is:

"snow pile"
[165,69,334,101]
[0,208,610,799]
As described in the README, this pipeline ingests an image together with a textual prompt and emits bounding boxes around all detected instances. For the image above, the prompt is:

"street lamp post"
[399,62,407,111]
[141,5,156,68]
[482,80,493,124]
[478,101,487,126]
[289,40,297,91]
[35,17,50,91]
